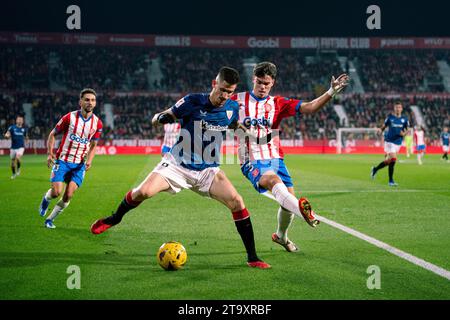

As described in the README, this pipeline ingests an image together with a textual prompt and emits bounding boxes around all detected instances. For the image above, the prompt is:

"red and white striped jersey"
[163,123,181,148]
[54,110,103,164]
[414,129,425,145]
[232,92,302,162]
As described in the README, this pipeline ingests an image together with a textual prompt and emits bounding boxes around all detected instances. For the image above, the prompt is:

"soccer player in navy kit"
[91,67,270,269]
[441,127,449,161]
[4,115,28,179]
[371,102,409,186]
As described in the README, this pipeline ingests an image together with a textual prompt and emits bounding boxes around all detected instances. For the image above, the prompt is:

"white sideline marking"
[261,191,450,280]
[316,215,450,281]
[305,189,449,193]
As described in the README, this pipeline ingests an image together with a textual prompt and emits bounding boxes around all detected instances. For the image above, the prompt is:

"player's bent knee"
[229,193,245,212]
[134,187,156,200]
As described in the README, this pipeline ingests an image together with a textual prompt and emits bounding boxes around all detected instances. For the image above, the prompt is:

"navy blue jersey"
[442,132,450,146]
[8,125,27,149]
[170,93,239,171]
[383,114,409,145]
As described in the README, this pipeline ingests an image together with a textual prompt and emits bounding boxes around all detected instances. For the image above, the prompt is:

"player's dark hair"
[253,61,277,79]
[394,101,402,106]
[217,67,240,85]
[80,88,97,99]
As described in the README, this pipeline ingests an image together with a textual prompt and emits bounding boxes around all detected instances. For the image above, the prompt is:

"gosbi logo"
[243,117,271,128]
[69,133,89,144]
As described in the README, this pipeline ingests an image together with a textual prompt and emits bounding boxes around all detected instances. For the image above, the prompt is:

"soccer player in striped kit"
[232,62,349,252]
[414,125,426,165]
[38,88,103,229]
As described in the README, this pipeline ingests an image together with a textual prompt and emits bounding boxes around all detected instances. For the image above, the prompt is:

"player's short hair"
[217,67,240,85]
[80,88,97,99]
[394,101,403,106]
[253,61,277,79]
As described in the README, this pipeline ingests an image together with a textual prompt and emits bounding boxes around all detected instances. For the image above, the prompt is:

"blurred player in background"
[232,62,349,252]
[414,125,426,165]
[441,127,449,162]
[38,88,103,229]
[161,122,181,155]
[404,128,414,158]
[371,102,409,186]
[4,115,28,179]
[91,67,270,269]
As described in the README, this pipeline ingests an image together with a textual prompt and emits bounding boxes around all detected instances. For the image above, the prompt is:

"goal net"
[336,128,381,154]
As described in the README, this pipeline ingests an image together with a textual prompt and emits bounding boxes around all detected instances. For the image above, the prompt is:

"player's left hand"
[329,74,350,96]
[85,161,92,171]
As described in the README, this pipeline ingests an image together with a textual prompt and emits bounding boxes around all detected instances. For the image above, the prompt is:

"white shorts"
[10,148,25,159]
[384,142,401,154]
[443,145,449,153]
[152,153,220,197]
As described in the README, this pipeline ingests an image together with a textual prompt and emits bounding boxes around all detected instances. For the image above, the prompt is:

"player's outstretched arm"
[151,109,176,127]
[46,129,57,168]
[300,74,349,114]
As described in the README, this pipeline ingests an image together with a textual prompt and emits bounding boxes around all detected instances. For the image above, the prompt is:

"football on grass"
[157,241,187,271]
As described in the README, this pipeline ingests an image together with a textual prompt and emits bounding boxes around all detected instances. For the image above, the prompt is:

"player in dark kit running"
[91,67,270,269]
[4,115,28,179]
[371,102,409,186]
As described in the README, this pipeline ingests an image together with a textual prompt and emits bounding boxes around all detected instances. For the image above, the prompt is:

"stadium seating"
[1,45,449,144]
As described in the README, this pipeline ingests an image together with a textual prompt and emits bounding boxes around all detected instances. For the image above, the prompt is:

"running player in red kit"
[38,88,103,229]
[233,62,349,252]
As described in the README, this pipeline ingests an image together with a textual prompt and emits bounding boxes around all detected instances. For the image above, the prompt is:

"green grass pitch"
[1,154,449,299]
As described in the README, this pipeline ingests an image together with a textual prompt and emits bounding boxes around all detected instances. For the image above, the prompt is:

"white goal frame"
[336,128,379,154]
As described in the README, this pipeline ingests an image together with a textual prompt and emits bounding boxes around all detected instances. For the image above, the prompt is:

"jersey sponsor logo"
[242,116,271,128]
[200,120,229,132]
[69,133,89,144]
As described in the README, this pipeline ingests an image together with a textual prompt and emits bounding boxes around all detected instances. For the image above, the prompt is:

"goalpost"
[336,127,379,154]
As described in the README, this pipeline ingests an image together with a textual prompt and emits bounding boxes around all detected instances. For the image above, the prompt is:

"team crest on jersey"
[174,98,185,108]
[89,128,96,135]
[226,110,233,120]
[264,103,272,113]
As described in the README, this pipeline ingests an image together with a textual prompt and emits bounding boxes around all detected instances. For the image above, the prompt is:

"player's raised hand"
[47,154,55,168]
[329,74,350,96]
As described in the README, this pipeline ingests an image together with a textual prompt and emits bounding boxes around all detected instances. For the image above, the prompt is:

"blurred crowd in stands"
[1,45,450,144]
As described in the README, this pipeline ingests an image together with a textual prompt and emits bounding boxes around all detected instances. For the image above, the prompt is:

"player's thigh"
[63,181,79,201]
[51,181,65,196]
[15,148,24,159]
[209,171,244,211]
[134,172,171,199]
[258,171,281,190]
[9,149,17,160]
